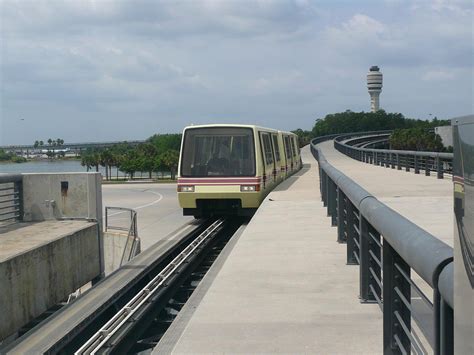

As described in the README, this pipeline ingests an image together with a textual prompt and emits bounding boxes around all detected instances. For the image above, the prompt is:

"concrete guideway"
[318,141,453,247]
[3,220,203,354]
[156,147,382,353]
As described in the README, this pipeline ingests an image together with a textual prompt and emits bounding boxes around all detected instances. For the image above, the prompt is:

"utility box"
[452,115,474,354]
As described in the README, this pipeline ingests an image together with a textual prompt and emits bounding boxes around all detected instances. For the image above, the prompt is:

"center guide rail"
[75,219,226,355]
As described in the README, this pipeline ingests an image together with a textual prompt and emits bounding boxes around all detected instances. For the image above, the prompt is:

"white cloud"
[422,70,456,81]
[0,0,472,144]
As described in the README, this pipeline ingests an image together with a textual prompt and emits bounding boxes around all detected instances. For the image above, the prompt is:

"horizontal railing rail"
[333,133,453,179]
[343,133,391,149]
[310,136,454,355]
[0,174,23,226]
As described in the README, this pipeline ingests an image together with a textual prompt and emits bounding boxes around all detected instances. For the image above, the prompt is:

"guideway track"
[76,219,228,354]
[2,219,215,354]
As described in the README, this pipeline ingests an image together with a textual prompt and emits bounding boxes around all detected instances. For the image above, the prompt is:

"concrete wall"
[435,126,453,148]
[103,231,141,275]
[0,222,100,341]
[22,172,103,227]
[0,173,105,341]
[21,172,104,276]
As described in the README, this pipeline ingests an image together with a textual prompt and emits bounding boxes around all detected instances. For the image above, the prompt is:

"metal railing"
[0,174,23,226]
[105,207,139,266]
[334,135,453,179]
[311,137,454,355]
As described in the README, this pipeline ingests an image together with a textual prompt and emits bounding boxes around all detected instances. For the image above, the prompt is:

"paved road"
[102,183,192,250]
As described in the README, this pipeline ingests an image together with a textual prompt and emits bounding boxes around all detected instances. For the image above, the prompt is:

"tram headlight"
[178,185,194,192]
[241,185,259,192]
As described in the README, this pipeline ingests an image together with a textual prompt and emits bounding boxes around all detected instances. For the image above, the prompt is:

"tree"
[119,150,143,179]
[311,111,450,138]
[148,134,182,153]
[137,143,158,179]
[160,150,179,179]
[390,128,445,152]
[34,140,39,149]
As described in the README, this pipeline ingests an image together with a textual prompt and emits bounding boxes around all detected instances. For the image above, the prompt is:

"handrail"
[332,132,453,178]
[0,174,23,226]
[310,136,454,354]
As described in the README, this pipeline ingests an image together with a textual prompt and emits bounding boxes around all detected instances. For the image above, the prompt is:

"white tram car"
[177,124,302,218]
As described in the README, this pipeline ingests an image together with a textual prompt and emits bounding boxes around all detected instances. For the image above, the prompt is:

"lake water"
[0,160,169,179]
[0,160,91,174]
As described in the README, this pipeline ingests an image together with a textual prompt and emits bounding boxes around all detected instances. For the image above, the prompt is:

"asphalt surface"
[102,183,192,250]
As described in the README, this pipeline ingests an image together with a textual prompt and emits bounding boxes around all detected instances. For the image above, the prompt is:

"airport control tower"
[367,66,383,112]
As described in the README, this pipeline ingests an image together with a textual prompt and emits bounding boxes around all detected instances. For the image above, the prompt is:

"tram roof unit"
[182,123,296,135]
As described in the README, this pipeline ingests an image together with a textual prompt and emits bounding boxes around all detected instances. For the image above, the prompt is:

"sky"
[0,0,472,145]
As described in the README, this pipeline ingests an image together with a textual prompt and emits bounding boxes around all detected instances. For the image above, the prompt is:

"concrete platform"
[0,220,101,341]
[155,147,383,354]
[318,141,453,247]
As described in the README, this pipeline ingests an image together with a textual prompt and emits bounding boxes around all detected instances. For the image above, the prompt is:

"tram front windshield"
[181,127,255,177]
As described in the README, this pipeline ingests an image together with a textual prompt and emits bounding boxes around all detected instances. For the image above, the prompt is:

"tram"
[177,124,301,218]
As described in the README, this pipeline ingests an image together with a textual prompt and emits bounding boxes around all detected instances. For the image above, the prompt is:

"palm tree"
[34,140,39,149]
[160,150,179,180]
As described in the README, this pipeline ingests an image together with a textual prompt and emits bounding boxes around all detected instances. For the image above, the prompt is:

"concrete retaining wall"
[0,222,100,341]
[22,172,103,227]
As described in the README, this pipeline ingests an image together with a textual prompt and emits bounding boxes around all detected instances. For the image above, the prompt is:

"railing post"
[396,154,401,170]
[322,171,328,206]
[405,155,410,172]
[383,241,411,355]
[425,157,431,176]
[346,201,359,265]
[327,179,337,226]
[437,293,454,355]
[359,217,380,303]
[391,153,395,169]
[414,155,420,174]
[337,188,346,243]
[436,157,444,179]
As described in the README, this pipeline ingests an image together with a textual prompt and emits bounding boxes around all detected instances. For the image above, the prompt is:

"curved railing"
[310,135,454,355]
[334,134,453,179]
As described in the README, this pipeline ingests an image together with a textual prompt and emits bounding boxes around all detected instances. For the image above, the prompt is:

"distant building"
[367,66,383,112]
[435,126,453,148]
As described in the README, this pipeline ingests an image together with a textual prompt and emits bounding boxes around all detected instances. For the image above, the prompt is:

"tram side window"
[292,136,298,157]
[272,135,281,163]
[284,136,292,161]
[288,136,295,158]
[260,133,274,166]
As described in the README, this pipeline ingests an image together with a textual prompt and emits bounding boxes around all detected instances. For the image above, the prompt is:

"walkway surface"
[318,141,453,247]
[155,146,382,354]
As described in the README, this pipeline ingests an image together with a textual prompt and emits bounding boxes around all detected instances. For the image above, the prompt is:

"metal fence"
[105,206,139,266]
[0,174,23,226]
[334,135,453,179]
[311,137,454,355]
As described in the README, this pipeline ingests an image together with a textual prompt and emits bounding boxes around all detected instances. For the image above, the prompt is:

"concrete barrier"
[0,173,104,342]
